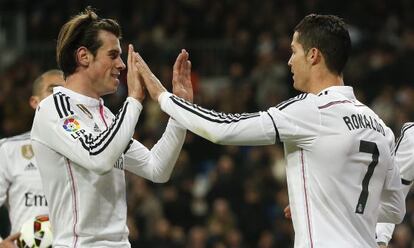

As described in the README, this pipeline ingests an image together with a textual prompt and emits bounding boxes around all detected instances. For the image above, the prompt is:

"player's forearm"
[79,97,143,174]
[159,92,275,146]
[147,118,186,183]
[377,189,406,224]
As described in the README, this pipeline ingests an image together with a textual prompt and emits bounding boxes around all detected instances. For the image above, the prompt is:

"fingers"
[185,60,192,82]
[128,44,132,69]
[173,51,184,79]
[134,51,153,77]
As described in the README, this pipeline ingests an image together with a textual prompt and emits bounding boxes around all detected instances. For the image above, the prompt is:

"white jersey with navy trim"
[31,86,186,248]
[158,86,405,248]
[0,132,49,237]
[376,122,414,245]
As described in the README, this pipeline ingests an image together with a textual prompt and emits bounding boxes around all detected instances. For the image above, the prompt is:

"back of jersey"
[282,86,398,247]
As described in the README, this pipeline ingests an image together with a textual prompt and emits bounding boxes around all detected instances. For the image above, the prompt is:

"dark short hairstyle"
[56,7,121,78]
[294,14,351,75]
[32,69,64,96]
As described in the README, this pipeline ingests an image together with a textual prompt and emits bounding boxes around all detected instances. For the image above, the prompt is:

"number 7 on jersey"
[355,140,379,214]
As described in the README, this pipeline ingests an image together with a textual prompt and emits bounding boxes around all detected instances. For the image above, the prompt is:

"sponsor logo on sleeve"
[63,118,80,132]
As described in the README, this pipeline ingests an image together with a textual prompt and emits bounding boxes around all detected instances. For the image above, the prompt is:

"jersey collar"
[53,86,104,107]
[317,86,356,100]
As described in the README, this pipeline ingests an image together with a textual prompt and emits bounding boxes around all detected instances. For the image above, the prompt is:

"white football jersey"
[31,87,186,248]
[376,122,414,244]
[0,132,49,236]
[158,86,405,248]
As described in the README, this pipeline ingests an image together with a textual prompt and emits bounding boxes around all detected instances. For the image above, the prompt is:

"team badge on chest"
[21,144,34,160]
[77,104,93,119]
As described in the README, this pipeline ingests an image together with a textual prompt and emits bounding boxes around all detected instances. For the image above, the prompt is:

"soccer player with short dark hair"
[0,70,64,248]
[136,14,405,247]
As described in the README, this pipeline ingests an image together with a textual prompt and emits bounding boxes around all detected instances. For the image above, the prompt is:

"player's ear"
[29,96,40,110]
[76,46,91,67]
[307,48,321,65]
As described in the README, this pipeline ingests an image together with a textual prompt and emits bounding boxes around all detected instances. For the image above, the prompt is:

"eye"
[108,51,120,59]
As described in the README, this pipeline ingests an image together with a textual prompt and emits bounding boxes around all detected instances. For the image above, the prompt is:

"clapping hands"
[127,45,193,103]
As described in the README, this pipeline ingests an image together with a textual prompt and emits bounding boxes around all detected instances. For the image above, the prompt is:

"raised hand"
[0,232,20,248]
[172,49,193,102]
[126,44,146,102]
[134,50,167,101]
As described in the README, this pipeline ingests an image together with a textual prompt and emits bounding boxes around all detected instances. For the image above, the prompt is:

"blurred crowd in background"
[0,0,413,247]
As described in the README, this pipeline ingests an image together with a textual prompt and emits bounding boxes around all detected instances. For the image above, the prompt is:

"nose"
[117,58,126,71]
[287,56,292,67]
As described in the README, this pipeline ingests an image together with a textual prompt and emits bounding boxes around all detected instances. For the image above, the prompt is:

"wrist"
[158,91,171,104]
[128,93,144,103]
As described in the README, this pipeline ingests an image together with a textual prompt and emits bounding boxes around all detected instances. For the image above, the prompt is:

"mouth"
[111,73,120,79]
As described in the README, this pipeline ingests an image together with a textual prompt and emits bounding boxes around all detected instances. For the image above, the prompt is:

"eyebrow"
[108,49,121,55]
[47,83,62,89]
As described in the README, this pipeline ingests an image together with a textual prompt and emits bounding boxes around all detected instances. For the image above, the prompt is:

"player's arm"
[376,161,406,224]
[124,118,186,183]
[134,50,276,145]
[376,222,394,247]
[376,182,411,245]
[376,128,407,224]
[124,50,191,182]
[160,92,277,145]
[376,126,414,244]
[135,50,319,147]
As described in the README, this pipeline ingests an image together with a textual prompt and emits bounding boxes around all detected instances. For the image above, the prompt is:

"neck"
[307,67,344,94]
[65,73,100,99]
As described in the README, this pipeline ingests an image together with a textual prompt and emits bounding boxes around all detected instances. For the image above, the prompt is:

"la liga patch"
[63,118,80,132]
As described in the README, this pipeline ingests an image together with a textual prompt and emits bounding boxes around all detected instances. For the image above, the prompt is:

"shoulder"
[400,122,414,137]
[268,93,320,124]
[275,93,312,111]
[0,132,30,144]
[35,92,76,122]
[395,122,414,152]
[314,89,360,110]
[0,132,31,150]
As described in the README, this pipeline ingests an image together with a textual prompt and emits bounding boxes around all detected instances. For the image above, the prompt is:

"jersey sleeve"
[375,222,395,245]
[0,139,11,207]
[394,126,414,183]
[376,154,406,223]
[124,118,186,183]
[266,94,320,148]
[158,92,281,146]
[31,97,142,175]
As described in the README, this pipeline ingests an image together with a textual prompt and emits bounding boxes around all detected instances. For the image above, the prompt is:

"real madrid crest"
[21,144,34,160]
[77,104,93,119]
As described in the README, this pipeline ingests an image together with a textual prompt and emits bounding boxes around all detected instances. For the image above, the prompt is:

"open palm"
[172,49,193,102]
